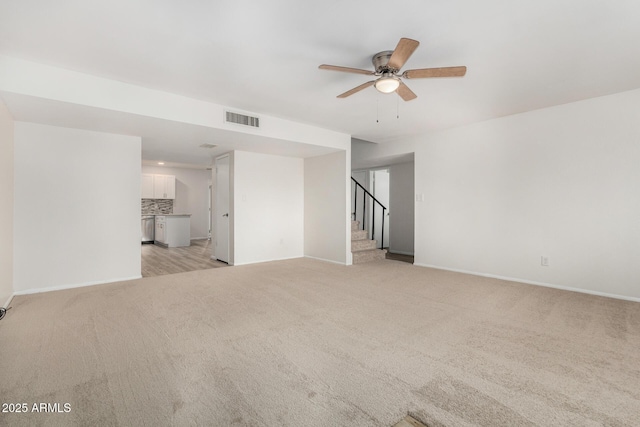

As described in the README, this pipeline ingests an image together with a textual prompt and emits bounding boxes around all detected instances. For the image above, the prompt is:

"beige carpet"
[0,258,639,426]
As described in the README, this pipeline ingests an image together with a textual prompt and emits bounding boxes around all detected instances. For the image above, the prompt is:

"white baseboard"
[12,275,143,296]
[304,255,348,266]
[191,237,209,241]
[3,293,14,309]
[232,255,308,267]
[414,263,640,303]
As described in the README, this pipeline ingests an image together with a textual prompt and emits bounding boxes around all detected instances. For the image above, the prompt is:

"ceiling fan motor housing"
[372,50,396,74]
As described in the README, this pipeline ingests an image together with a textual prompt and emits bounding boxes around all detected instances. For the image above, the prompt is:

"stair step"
[352,248,387,264]
[351,239,377,251]
[351,230,368,241]
[351,220,360,231]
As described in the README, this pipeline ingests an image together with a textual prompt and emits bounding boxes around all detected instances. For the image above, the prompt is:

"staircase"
[351,220,387,264]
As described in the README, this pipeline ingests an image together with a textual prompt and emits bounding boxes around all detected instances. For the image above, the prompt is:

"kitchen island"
[154,214,191,247]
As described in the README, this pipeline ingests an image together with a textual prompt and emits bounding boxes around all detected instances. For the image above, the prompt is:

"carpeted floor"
[0,258,639,426]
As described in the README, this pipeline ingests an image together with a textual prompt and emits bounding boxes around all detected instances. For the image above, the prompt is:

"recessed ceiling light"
[158,162,165,165]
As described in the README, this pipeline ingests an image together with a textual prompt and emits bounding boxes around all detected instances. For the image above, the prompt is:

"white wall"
[305,150,351,264]
[353,88,640,300]
[0,100,14,306]
[389,162,414,256]
[13,122,141,293]
[142,166,210,239]
[415,89,640,300]
[232,151,304,265]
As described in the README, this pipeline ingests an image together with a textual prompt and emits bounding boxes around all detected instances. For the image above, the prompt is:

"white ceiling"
[1,0,640,164]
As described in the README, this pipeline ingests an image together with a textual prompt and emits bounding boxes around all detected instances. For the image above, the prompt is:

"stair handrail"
[351,176,387,249]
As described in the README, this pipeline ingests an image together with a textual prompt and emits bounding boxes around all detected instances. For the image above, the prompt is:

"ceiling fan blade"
[337,81,375,98]
[319,64,374,75]
[396,81,417,101]
[402,66,467,79]
[388,38,420,70]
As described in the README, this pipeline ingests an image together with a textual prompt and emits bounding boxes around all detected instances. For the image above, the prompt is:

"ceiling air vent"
[225,110,260,128]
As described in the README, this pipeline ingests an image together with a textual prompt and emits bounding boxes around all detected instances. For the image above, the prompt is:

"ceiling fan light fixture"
[319,37,466,101]
[374,76,400,94]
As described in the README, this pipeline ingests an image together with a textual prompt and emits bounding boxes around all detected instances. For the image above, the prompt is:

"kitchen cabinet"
[141,174,155,198]
[153,175,176,199]
[155,214,190,247]
[141,173,175,199]
[155,216,166,244]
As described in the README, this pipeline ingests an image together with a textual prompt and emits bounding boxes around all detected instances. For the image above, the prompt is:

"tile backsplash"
[142,199,174,214]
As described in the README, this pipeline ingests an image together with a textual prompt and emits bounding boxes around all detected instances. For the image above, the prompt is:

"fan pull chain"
[397,93,400,119]
[376,98,379,123]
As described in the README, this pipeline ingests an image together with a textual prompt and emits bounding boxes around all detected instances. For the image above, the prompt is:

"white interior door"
[215,155,230,263]
[372,169,390,248]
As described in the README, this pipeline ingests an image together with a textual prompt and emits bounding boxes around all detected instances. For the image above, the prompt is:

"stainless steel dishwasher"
[141,215,155,243]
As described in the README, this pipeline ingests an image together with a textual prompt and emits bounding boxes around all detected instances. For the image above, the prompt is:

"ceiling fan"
[319,37,466,101]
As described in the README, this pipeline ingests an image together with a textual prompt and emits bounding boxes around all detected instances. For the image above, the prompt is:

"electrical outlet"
[541,256,549,267]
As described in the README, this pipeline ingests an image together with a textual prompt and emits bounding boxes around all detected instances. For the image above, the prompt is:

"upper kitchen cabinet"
[141,174,155,198]
[154,174,176,199]
[141,173,176,199]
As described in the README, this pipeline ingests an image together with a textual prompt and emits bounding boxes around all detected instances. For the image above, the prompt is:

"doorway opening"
[140,164,227,277]
[352,160,415,264]
[370,168,390,249]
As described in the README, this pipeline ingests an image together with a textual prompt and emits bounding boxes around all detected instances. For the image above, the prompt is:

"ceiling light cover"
[375,76,400,94]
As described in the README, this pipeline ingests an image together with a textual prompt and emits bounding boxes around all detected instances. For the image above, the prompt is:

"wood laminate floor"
[385,251,414,264]
[141,239,228,277]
